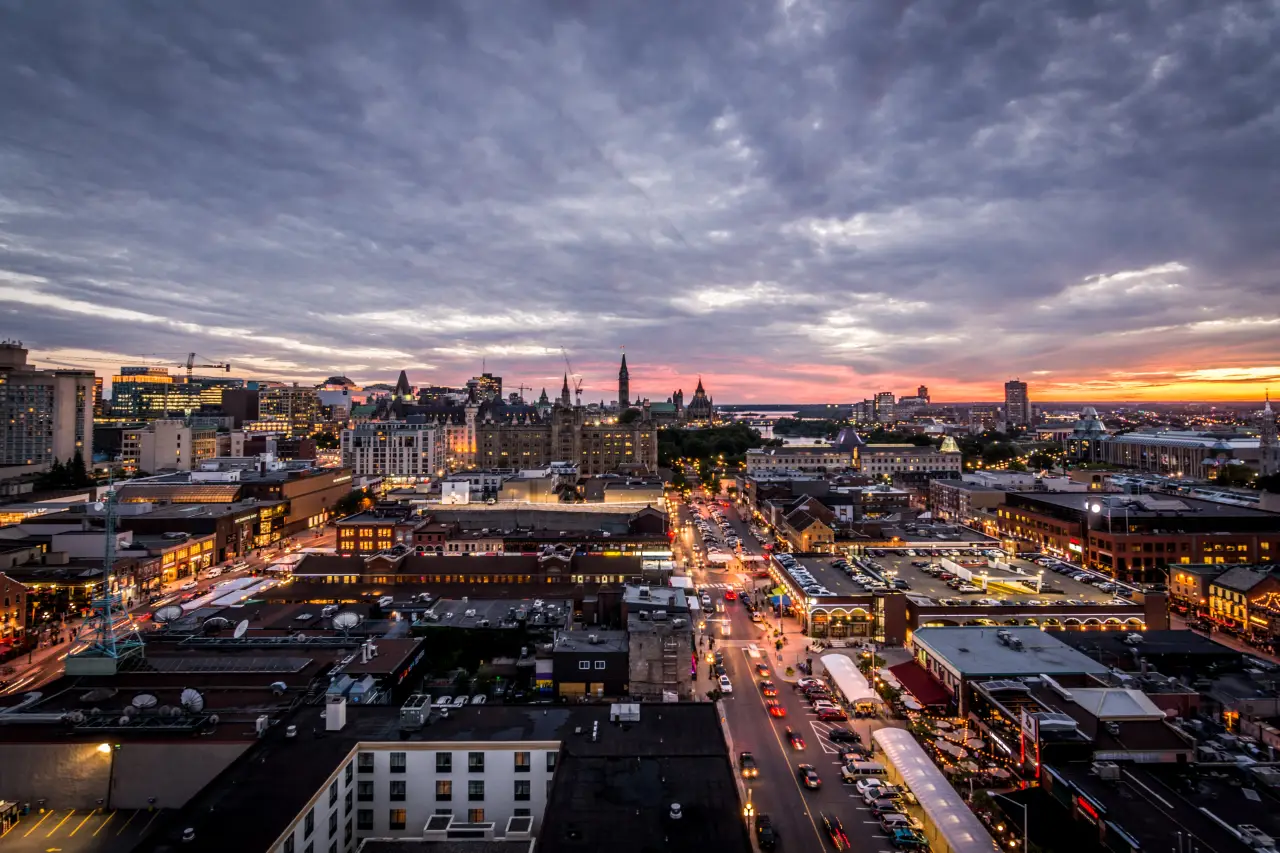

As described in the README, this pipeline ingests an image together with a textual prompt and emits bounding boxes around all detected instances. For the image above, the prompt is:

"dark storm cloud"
[1,0,1277,400]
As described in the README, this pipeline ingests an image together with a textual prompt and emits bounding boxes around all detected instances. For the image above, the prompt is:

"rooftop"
[912,626,1111,677]
[1013,490,1277,519]
[133,703,747,853]
[553,629,628,654]
[419,598,572,631]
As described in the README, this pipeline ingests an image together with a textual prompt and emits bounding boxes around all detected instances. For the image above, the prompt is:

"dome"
[1080,406,1100,418]
[323,375,356,387]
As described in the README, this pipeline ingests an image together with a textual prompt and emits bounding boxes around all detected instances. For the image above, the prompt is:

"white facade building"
[341,422,445,481]
[745,446,854,475]
[271,739,558,853]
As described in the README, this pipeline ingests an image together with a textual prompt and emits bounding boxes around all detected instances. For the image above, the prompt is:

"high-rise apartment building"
[0,342,95,467]
[341,421,445,480]
[121,419,218,474]
[258,386,320,438]
[874,391,896,423]
[1004,379,1031,427]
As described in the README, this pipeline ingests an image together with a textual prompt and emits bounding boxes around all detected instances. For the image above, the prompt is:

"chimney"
[326,696,347,732]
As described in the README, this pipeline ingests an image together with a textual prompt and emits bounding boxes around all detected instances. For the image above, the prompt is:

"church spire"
[618,351,630,409]
[394,369,412,399]
[560,373,571,407]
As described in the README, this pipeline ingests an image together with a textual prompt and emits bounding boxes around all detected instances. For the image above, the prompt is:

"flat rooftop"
[553,630,628,654]
[791,557,879,598]
[913,626,1111,678]
[1015,490,1277,518]
[420,598,572,630]
[133,703,746,853]
[879,552,1136,605]
[1052,761,1278,853]
[1051,629,1244,664]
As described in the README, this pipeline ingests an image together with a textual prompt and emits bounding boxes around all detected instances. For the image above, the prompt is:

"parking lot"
[816,549,1135,607]
[1,808,164,853]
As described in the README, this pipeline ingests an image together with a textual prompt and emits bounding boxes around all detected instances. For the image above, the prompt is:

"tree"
[333,487,374,517]
[1028,451,1057,470]
[1214,465,1256,488]
[313,433,340,450]
[617,408,642,425]
[1259,473,1280,494]
[68,451,92,487]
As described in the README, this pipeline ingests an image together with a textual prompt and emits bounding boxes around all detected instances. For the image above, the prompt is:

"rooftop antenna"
[67,480,145,671]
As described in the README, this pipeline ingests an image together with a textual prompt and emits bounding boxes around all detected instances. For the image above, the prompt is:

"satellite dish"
[123,705,139,717]
[118,715,132,726]
[80,687,118,703]
[132,693,159,710]
[233,620,249,639]
[270,681,288,696]
[155,605,184,624]
[203,617,230,633]
[92,502,104,512]
[332,611,361,632]
[181,688,205,713]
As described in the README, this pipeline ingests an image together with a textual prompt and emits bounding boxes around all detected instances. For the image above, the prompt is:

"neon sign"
[1076,796,1100,821]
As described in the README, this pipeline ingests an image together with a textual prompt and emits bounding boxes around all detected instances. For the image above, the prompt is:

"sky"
[1,1,1278,405]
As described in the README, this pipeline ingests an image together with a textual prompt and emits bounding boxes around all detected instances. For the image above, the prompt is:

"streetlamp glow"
[97,743,111,754]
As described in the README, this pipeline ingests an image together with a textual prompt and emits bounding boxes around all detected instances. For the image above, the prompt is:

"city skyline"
[3,3,1279,403]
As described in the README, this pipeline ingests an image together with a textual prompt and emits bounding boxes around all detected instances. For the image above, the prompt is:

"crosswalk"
[699,582,737,590]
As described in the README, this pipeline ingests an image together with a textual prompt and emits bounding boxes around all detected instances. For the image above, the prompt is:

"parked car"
[889,828,929,849]
[718,675,733,693]
[827,727,861,743]
[817,707,848,721]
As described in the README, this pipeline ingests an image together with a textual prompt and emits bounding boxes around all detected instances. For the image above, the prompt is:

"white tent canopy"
[822,653,882,706]
[872,728,996,853]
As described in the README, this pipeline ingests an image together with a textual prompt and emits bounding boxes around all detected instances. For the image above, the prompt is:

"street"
[677,495,907,852]
[0,525,335,697]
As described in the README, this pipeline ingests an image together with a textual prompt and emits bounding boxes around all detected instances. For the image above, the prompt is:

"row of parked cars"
[775,554,838,597]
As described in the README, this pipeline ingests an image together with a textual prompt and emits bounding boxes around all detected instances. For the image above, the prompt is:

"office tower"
[874,391,896,423]
[1004,379,1031,427]
[917,385,929,402]
[0,342,95,467]
[259,386,321,438]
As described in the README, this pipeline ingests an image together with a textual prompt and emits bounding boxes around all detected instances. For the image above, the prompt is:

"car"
[724,589,737,600]
[765,699,787,718]
[796,764,822,789]
[718,675,733,693]
[880,813,923,832]
[760,680,778,697]
[822,814,850,850]
[838,746,870,763]
[871,799,906,817]
[756,814,778,850]
[785,727,805,750]
[827,727,861,743]
[855,778,887,798]
[818,707,848,721]
[714,664,727,677]
[889,828,930,849]
[756,663,771,678]
[738,751,759,778]
[811,700,839,712]
[796,677,823,689]
[180,581,198,591]
[864,786,903,805]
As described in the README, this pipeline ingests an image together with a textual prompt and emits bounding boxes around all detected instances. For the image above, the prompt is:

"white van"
[841,761,888,782]
[747,644,762,658]
[205,567,223,579]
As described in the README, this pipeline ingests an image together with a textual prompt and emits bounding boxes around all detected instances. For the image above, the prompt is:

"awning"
[768,595,792,606]
[872,728,996,853]
[889,661,951,707]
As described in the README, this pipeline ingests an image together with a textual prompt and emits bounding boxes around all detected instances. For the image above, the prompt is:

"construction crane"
[510,383,533,404]
[560,348,583,407]
[182,353,231,381]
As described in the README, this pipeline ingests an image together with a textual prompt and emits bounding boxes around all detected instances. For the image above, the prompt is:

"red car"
[760,681,778,697]
[817,708,848,722]
[756,663,771,679]
[724,589,737,601]
[766,699,786,718]
[822,814,850,851]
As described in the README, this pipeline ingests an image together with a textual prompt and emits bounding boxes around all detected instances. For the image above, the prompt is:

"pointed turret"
[618,352,631,410]
[560,373,571,407]
[393,369,412,399]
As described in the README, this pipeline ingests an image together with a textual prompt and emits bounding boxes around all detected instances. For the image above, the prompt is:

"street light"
[989,792,1027,853]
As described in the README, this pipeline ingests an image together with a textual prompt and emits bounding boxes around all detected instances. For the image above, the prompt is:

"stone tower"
[618,352,630,410]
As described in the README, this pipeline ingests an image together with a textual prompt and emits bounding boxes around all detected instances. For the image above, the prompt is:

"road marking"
[22,810,54,837]
[116,810,139,835]
[93,811,117,836]
[47,810,76,837]
[69,809,99,836]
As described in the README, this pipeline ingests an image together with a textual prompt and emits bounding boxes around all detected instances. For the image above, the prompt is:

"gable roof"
[1212,566,1275,593]
[1067,688,1166,721]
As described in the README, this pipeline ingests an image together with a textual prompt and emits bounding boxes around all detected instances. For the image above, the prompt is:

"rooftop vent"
[669,803,683,821]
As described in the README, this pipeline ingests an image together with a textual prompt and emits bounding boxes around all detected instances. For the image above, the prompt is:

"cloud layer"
[2,1,1278,402]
